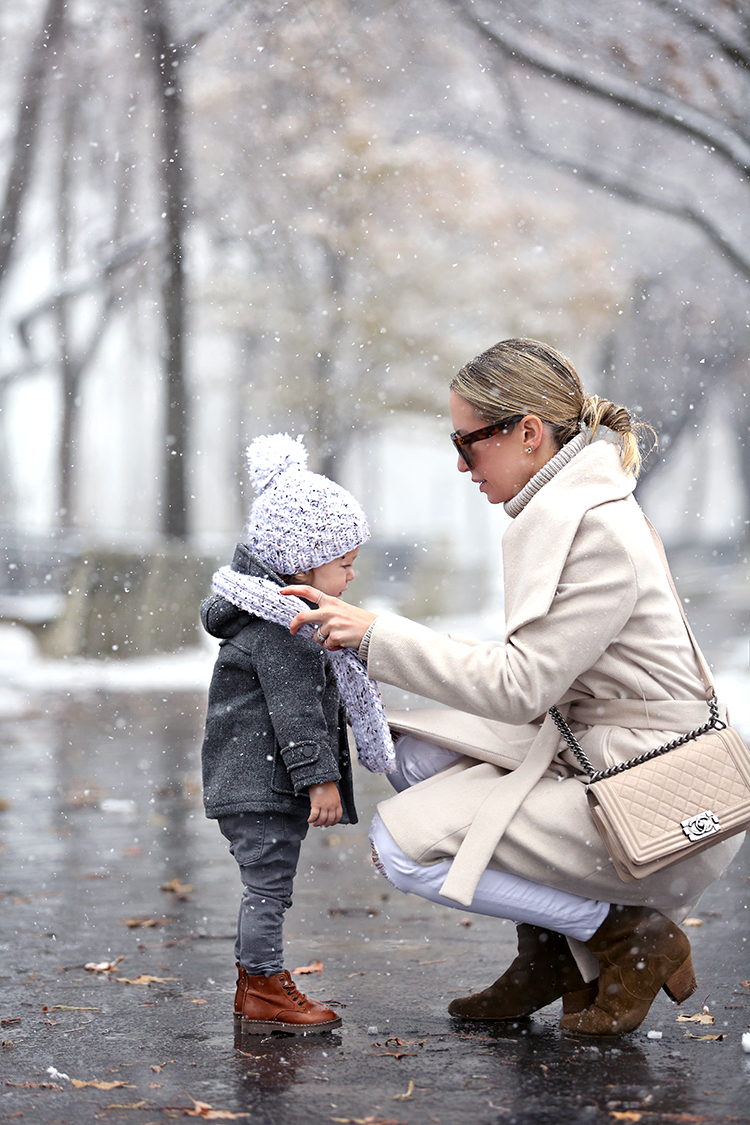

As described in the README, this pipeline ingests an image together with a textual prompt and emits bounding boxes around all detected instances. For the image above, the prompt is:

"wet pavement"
[1,677,749,1125]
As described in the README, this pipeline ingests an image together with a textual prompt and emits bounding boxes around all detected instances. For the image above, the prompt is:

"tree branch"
[557,156,750,281]
[499,67,750,281]
[16,233,162,350]
[448,0,750,175]
[650,0,750,71]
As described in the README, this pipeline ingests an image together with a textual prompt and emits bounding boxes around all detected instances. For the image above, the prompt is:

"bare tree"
[191,0,623,480]
[442,0,750,511]
[448,0,750,279]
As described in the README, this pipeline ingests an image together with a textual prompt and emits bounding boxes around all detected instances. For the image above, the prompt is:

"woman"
[284,338,743,1036]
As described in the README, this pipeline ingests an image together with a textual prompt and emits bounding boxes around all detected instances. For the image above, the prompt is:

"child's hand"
[308,781,343,827]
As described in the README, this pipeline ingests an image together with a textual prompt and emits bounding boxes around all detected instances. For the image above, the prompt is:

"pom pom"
[245,433,308,494]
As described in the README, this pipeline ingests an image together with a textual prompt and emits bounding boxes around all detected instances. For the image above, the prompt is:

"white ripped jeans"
[371,735,609,944]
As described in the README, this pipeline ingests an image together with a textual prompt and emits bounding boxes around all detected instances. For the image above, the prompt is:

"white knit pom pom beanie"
[245,433,370,575]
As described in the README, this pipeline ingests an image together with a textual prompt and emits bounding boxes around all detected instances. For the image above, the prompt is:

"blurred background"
[1,0,749,658]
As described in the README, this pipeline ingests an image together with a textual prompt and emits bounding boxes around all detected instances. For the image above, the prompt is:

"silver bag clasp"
[681,810,721,843]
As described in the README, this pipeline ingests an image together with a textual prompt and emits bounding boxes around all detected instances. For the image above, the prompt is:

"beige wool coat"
[369,440,743,917]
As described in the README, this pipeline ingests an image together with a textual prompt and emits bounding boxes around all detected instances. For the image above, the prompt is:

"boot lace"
[280,973,307,1007]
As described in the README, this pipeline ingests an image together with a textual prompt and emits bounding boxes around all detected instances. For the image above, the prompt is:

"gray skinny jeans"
[218,810,309,976]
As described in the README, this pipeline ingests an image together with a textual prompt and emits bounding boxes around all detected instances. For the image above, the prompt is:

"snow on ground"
[1,616,749,738]
[0,622,218,714]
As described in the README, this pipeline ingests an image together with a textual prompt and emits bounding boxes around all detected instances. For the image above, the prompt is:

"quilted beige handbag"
[549,519,750,883]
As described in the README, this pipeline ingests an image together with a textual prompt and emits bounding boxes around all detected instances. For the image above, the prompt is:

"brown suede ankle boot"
[559,905,697,1036]
[237,969,342,1034]
[448,924,597,1021]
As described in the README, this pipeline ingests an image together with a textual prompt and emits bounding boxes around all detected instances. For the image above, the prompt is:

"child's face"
[308,547,359,598]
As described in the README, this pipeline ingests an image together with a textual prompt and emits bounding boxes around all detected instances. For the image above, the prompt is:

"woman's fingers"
[280,583,323,604]
[287,606,320,636]
[280,585,326,636]
[280,586,377,648]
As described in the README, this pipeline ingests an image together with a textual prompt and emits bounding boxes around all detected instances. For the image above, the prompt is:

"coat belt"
[566,696,725,730]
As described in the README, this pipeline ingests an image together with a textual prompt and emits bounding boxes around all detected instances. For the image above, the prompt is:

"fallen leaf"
[0,1017,20,1026]
[181,1099,251,1119]
[330,1118,405,1125]
[609,1115,642,1122]
[683,1032,726,1041]
[71,1078,137,1090]
[151,1059,175,1071]
[682,918,703,927]
[741,981,750,989]
[676,1012,714,1025]
[161,878,193,898]
[84,956,125,973]
[393,1079,415,1101]
[292,960,324,975]
[121,917,167,929]
[186,998,208,1005]
[457,918,472,927]
[415,959,446,965]
[5,1080,64,1090]
[115,975,180,985]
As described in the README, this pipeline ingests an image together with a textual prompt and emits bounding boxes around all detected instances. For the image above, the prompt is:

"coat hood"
[200,544,281,639]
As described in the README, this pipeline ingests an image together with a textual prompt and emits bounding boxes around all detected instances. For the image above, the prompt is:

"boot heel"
[662,954,697,1004]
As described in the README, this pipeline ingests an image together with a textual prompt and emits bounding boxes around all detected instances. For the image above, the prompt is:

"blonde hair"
[450,338,654,477]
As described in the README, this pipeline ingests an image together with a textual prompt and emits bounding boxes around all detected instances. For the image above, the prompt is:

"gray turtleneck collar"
[504,431,589,519]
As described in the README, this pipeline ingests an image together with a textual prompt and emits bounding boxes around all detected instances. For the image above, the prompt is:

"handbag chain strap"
[548,516,726,786]
[549,695,725,785]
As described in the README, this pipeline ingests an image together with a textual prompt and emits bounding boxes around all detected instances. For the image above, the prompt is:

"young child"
[200,433,392,1035]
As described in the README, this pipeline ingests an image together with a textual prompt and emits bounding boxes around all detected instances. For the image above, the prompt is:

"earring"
[526,447,533,454]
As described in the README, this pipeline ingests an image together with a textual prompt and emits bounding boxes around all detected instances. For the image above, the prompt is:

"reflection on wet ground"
[1,688,749,1124]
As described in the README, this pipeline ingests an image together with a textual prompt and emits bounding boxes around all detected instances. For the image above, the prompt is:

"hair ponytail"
[579,395,655,476]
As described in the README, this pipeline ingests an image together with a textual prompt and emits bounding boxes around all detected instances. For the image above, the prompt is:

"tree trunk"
[142,0,190,539]
[0,0,66,291]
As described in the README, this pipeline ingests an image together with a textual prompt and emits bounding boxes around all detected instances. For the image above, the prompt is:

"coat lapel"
[502,442,636,638]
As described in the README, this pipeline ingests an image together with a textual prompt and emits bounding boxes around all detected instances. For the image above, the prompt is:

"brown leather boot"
[559,905,697,1036]
[236,968,342,1034]
[448,924,598,1021]
[234,963,248,1025]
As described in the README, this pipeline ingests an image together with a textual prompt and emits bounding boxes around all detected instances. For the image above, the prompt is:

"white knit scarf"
[210,566,395,774]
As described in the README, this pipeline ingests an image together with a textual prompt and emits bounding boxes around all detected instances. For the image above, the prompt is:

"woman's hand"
[307,781,343,827]
[281,586,377,652]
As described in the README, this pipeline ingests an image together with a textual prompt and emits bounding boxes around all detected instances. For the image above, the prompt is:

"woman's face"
[449,390,540,505]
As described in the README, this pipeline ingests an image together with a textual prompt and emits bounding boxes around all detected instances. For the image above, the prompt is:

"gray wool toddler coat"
[200,544,357,824]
